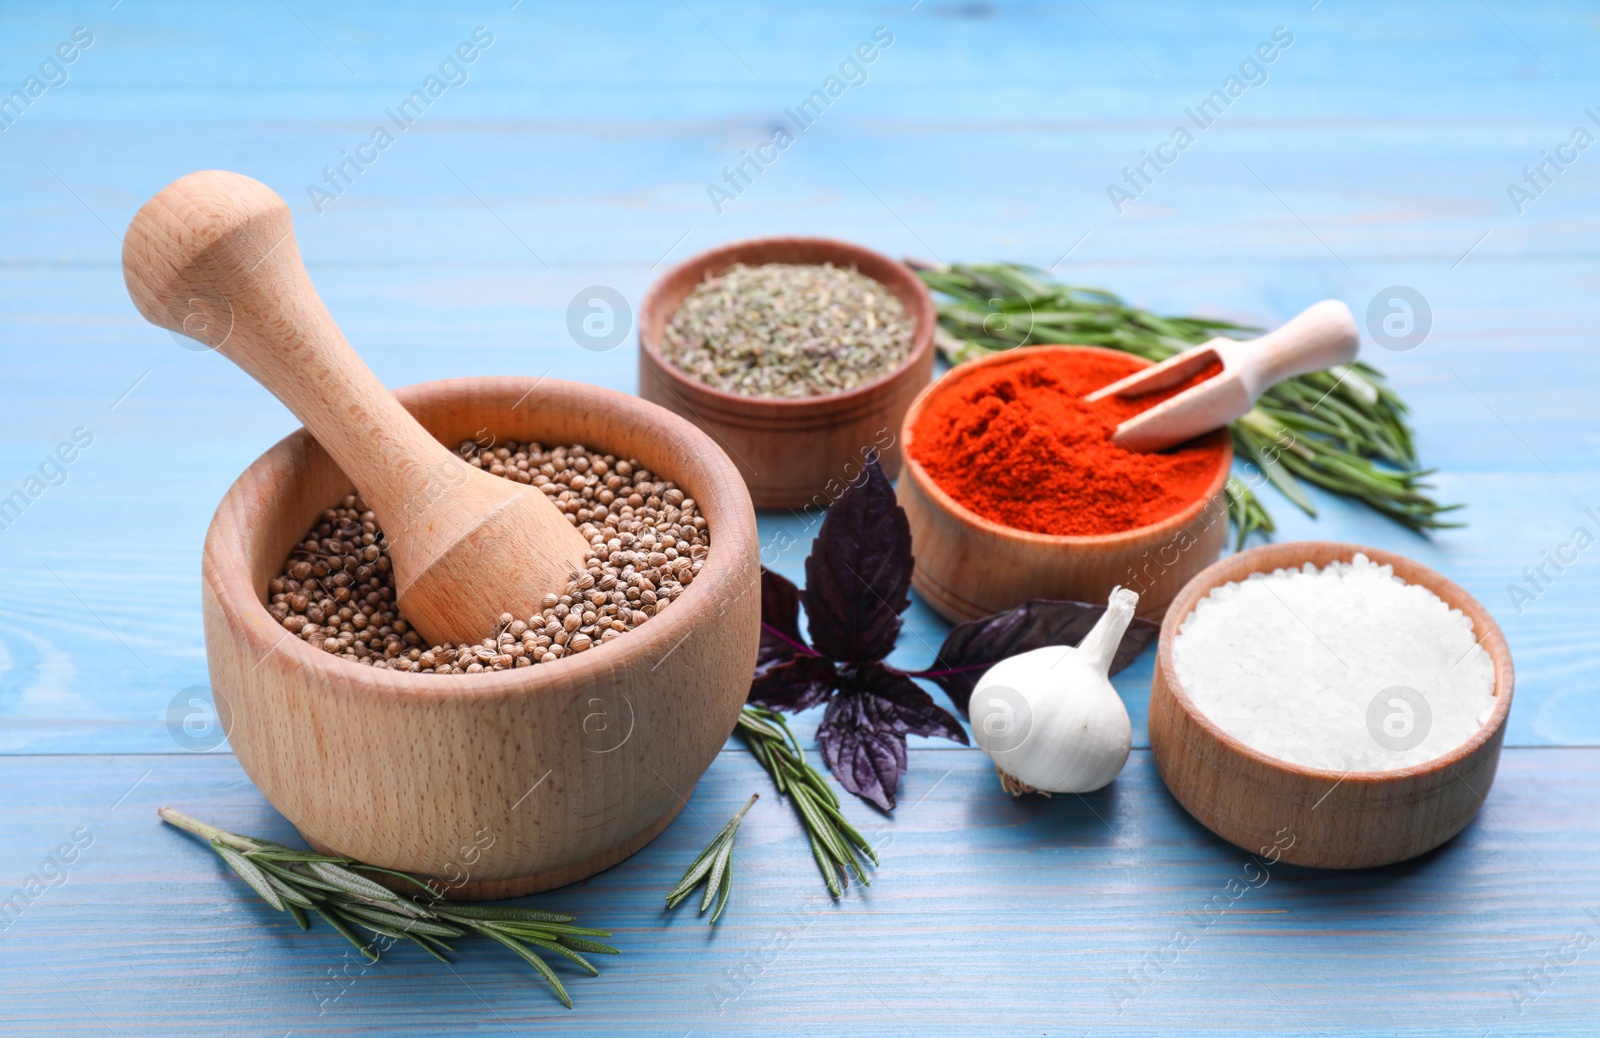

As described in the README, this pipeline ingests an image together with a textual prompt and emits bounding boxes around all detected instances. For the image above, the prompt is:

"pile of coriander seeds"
[266,439,709,674]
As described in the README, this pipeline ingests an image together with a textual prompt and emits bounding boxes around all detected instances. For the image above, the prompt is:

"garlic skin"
[968,587,1138,795]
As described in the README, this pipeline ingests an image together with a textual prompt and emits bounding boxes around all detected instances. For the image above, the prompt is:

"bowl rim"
[898,344,1235,546]
[1155,539,1515,783]
[637,235,937,410]
[203,375,757,703]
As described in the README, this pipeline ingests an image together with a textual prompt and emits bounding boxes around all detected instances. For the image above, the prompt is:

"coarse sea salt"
[1172,553,1496,772]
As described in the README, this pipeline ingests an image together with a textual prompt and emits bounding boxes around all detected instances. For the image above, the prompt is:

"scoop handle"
[121,170,460,530]
[1218,299,1360,400]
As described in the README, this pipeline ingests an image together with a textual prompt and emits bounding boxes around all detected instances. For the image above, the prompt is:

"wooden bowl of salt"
[1149,541,1514,870]
[202,376,760,898]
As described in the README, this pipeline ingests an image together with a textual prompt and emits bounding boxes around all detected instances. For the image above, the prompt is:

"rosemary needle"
[737,705,878,897]
[665,793,757,924]
[915,263,1462,545]
[159,807,617,1008]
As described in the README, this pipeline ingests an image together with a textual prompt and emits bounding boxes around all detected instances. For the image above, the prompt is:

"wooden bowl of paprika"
[638,236,936,510]
[897,346,1233,623]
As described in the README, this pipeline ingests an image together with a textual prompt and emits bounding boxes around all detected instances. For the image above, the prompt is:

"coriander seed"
[271,439,710,675]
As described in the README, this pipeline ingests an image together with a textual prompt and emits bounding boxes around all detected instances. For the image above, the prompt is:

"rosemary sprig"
[737,705,878,897]
[914,263,1463,544]
[1224,474,1276,544]
[159,807,617,1008]
[665,793,757,924]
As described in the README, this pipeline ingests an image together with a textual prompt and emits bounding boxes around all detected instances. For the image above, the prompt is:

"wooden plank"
[1,748,1596,1035]
[2,0,1595,756]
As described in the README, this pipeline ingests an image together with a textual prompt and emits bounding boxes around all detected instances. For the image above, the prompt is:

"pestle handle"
[122,171,590,645]
[1216,299,1359,401]
[121,171,455,531]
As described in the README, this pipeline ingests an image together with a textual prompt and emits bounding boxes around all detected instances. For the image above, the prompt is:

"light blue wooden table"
[2,2,1597,1034]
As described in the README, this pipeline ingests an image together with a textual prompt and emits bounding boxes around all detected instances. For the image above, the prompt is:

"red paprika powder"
[910,349,1227,536]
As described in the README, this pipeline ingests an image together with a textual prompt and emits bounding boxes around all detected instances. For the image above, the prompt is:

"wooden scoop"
[122,170,591,647]
[1085,299,1360,453]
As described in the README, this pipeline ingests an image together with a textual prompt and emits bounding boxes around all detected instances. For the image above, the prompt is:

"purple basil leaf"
[839,663,969,746]
[748,654,838,712]
[816,662,969,811]
[757,567,810,671]
[816,691,906,811]
[803,454,913,663]
[919,599,1160,713]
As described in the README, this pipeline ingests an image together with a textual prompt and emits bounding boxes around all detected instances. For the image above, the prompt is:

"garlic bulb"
[968,587,1138,795]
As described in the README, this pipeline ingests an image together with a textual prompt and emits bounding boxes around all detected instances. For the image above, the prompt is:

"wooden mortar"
[204,376,759,898]
[1149,541,1515,870]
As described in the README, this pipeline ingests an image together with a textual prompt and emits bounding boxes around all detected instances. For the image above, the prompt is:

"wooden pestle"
[122,170,591,647]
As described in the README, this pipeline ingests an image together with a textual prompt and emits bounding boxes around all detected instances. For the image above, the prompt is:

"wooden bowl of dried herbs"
[202,376,760,899]
[639,236,936,509]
